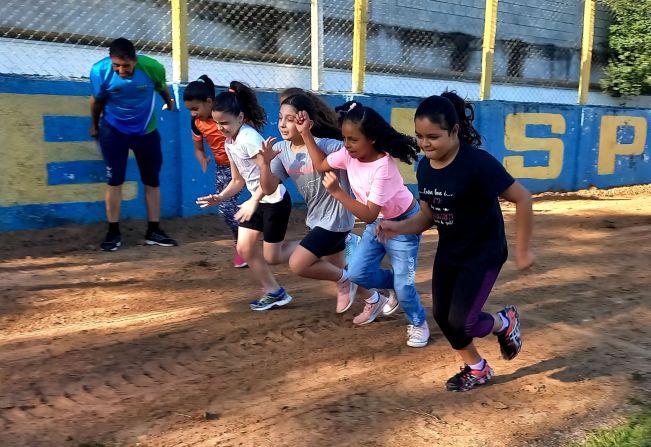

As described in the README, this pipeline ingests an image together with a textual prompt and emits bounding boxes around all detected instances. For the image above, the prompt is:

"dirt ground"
[1,185,650,447]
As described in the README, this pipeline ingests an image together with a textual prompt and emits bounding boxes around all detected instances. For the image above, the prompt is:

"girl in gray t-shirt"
[257,93,396,316]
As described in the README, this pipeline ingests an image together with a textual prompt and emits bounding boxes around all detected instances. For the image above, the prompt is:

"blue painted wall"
[0,75,649,231]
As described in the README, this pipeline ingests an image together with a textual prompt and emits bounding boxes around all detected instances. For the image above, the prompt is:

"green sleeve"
[136,55,167,92]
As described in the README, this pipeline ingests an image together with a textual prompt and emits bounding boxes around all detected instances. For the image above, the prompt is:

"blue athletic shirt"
[90,55,167,135]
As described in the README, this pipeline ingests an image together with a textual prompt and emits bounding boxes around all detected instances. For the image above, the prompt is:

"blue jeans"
[347,202,426,326]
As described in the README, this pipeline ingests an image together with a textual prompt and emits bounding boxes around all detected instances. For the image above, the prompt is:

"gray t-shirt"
[271,138,355,232]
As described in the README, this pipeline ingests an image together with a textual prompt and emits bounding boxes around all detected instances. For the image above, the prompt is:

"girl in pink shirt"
[297,101,429,348]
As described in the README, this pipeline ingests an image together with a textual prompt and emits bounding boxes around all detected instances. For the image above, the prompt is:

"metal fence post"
[479,0,499,100]
[311,0,324,91]
[578,0,596,105]
[352,0,369,93]
[171,0,188,83]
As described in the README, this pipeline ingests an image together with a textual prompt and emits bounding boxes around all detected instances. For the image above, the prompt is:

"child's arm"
[193,139,210,173]
[196,160,245,208]
[322,171,381,223]
[376,200,435,240]
[256,137,282,195]
[501,181,535,270]
[296,110,334,173]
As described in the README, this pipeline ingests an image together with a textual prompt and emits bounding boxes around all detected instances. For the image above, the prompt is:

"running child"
[196,81,295,311]
[377,92,534,391]
[183,74,246,268]
[256,93,392,314]
[295,101,430,348]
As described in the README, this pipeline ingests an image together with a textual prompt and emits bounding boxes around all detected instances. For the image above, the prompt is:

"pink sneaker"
[336,279,358,313]
[352,293,389,326]
[233,249,248,268]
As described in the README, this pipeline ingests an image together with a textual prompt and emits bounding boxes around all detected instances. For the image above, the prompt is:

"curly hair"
[213,80,267,131]
[282,94,342,140]
[415,91,483,147]
[337,101,419,165]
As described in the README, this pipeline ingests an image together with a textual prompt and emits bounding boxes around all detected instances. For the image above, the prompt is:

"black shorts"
[239,191,292,243]
[300,226,349,258]
[99,121,162,187]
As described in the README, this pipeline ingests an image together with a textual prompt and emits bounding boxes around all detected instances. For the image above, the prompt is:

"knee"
[237,241,255,261]
[288,254,308,276]
[263,250,282,265]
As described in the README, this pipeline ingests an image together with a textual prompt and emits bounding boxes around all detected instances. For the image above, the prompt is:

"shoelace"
[407,325,423,339]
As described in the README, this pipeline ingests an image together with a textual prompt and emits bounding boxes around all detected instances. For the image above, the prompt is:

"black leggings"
[431,261,502,350]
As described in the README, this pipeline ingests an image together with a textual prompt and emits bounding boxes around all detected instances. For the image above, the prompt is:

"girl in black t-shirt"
[377,92,535,392]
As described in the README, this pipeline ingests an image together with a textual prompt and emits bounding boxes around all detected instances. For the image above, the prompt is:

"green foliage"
[570,407,651,447]
[601,0,651,97]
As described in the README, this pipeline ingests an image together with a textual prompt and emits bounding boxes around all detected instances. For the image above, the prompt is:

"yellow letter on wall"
[504,113,565,180]
[597,116,648,175]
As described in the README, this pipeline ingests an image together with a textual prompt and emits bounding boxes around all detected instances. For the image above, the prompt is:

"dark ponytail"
[337,100,419,165]
[183,74,215,102]
[282,94,342,140]
[213,81,267,131]
[415,91,482,147]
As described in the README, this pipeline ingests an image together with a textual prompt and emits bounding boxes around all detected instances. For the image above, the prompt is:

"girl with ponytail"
[196,81,295,311]
[184,75,245,268]
[377,91,535,392]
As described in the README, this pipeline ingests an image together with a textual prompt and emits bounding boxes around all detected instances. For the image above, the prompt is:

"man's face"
[111,56,137,79]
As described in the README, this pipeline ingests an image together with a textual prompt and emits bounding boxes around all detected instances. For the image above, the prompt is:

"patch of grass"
[571,406,651,447]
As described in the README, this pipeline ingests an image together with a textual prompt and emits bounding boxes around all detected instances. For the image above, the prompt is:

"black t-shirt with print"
[417,144,515,267]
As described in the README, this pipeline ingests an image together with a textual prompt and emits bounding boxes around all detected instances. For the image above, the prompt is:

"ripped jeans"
[347,202,426,326]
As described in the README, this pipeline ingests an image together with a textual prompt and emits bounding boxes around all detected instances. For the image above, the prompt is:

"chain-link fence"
[0,0,613,104]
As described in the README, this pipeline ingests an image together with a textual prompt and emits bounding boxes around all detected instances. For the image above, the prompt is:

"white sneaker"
[406,321,430,348]
[382,290,399,316]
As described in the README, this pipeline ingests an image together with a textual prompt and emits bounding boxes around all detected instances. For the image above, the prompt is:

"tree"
[601,0,651,97]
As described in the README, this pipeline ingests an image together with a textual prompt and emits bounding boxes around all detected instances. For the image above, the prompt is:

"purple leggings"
[431,261,502,350]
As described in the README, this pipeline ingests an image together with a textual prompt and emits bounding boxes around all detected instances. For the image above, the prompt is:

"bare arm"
[376,200,434,240]
[89,96,104,138]
[322,171,380,224]
[159,88,175,111]
[193,139,210,173]
[256,137,281,196]
[501,181,534,270]
[296,110,333,173]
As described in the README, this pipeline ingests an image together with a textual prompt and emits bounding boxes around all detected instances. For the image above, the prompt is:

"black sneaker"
[497,305,522,360]
[446,363,494,392]
[145,229,178,247]
[100,233,122,252]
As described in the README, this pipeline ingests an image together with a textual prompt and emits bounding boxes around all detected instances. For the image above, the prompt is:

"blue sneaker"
[344,233,361,266]
[250,288,293,311]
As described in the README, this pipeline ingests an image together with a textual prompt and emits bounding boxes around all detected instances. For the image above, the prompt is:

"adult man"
[90,37,177,251]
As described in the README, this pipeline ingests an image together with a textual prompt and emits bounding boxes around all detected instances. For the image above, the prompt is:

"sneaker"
[344,233,361,266]
[497,305,522,360]
[233,249,248,268]
[406,321,430,348]
[446,362,494,392]
[335,279,358,313]
[352,293,388,325]
[250,289,293,311]
[145,229,178,247]
[382,290,400,316]
[100,233,122,252]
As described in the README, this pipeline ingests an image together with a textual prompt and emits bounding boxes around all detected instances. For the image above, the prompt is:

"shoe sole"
[406,340,428,348]
[101,242,121,252]
[250,294,293,311]
[353,297,388,325]
[336,282,358,314]
[145,240,177,247]
[234,263,249,268]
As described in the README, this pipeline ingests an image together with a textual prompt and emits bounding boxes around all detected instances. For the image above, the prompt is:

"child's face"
[341,120,376,160]
[185,99,213,120]
[211,110,243,138]
[415,117,459,162]
[277,104,302,143]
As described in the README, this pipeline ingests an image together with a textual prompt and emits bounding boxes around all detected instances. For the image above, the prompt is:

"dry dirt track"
[1,185,650,447]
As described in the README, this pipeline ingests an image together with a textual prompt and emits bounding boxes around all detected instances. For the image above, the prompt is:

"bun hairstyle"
[183,74,215,102]
[213,80,267,131]
[414,91,482,147]
[336,100,419,165]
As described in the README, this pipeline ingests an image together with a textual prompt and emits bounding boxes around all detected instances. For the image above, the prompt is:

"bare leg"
[263,240,299,265]
[105,185,123,222]
[144,185,160,222]
[237,227,280,293]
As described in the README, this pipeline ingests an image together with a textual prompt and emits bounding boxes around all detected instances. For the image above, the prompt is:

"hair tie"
[196,78,205,84]
[348,102,357,112]
[228,88,236,93]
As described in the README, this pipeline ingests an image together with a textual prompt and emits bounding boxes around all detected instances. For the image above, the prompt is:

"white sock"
[365,291,379,304]
[337,269,349,284]
[469,359,486,370]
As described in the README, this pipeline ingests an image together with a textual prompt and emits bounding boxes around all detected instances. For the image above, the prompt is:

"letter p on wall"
[597,116,648,175]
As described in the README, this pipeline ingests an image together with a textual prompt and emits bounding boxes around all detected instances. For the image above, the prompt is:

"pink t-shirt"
[327,149,414,219]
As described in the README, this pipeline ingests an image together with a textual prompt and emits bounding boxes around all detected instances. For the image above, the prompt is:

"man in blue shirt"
[90,37,177,251]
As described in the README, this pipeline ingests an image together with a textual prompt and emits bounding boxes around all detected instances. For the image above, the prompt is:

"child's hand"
[256,136,280,166]
[235,199,259,222]
[516,249,535,271]
[322,171,342,195]
[196,193,222,208]
[295,110,313,135]
[376,220,401,242]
